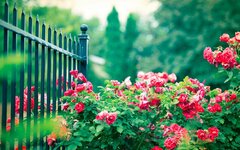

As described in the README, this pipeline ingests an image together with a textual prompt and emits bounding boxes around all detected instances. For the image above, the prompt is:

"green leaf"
[67,144,78,150]
[235,136,240,144]
[219,118,225,124]
[96,124,104,133]
[229,117,237,125]
[236,56,240,64]
[224,71,233,83]
[89,126,95,133]
[117,126,123,133]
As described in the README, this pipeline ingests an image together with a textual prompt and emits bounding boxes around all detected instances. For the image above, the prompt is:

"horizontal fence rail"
[0,2,89,149]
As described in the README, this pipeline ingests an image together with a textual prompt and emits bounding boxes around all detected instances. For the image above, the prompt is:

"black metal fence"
[0,2,89,149]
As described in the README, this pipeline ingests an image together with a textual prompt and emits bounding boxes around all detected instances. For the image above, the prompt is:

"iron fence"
[0,2,89,149]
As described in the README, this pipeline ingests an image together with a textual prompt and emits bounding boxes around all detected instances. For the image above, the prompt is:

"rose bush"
[48,32,239,150]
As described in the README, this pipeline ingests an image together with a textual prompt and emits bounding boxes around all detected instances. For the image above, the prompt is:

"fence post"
[78,24,89,77]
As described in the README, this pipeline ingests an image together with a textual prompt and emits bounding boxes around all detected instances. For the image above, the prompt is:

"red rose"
[183,109,196,119]
[178,93,188,103]
[221,47,237,69]
[70,70,78,78]
[208,127,219,138]
[151,146,163,150]
[215,95,223,103]
[75,102,85,113]
[215,51,223,65]
[31,86,35,92]
[64,89,75,96]
[164,137,177,150]
[106,112,117,125]
[208,103,221,113]
[71,81,76,88]
[230,94,237,100]
[150,98,160,106]
[196,129,208,141]
[138,100,149,110]
[219,33,230,42]
[76,84,85,92]
[195,102,204,113]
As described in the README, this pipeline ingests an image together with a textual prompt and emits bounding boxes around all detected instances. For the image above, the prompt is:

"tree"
[151,0,240,88]
[123,13,139,79]
[104,7,124,80]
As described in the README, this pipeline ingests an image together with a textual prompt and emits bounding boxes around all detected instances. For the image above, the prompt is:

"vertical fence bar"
[58,31,63,112]
[34,15,40,148]
[68,34,72,89]
[73,37,77,70]
[10,4,17,149]
[46,28,51,149]
[47,26,52,118]
[78,25,89,77]
[63,35,67,92]
[19,9,25,150]
[52,28,57,117]
[40,22,46,148]
[26,13,33,149]
[1,2,9,150]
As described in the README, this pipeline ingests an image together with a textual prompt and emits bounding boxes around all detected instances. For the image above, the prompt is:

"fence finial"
[80,24,88,34]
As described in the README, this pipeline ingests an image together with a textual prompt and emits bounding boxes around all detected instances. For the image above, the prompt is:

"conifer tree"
[105,7,124,80]
[123,13,139,79]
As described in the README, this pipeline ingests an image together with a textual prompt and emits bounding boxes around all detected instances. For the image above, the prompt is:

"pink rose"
[219,33,230,42]
[106,112,117,125]
[77,73,87,83]
[235,32,240,42]
[75,102,85,113]
[47,133,56,146]
[168,73,177,82]
[203,47,214,64]
[62,102,69,111]
[164,137,177,150]
[96,110,108,120]
[111,80,120,86]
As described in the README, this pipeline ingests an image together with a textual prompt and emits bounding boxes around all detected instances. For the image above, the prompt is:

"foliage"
[150,0,240,89]
[46,32,239,150]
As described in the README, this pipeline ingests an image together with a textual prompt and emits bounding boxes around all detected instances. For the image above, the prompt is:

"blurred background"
[1,0,240,90]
